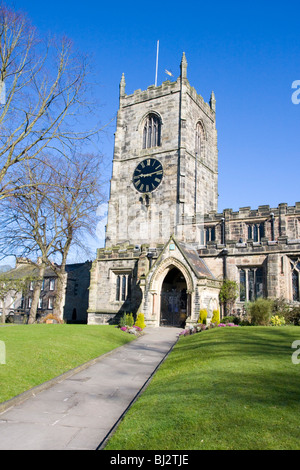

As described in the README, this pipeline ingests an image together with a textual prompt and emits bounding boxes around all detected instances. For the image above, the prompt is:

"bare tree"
[0,3,98,199]
[0,155,104,323]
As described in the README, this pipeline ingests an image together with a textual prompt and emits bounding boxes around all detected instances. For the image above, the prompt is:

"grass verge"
[105,326,300,450]
[0,324,135,403]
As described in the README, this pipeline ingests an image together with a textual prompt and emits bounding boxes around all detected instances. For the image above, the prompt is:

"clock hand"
[140,170,162,177]
[134,170,162,179]
[147,170,162,177]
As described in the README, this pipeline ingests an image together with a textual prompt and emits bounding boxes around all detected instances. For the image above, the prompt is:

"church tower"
[105,53,218,248]
[88,53,300,327]
[88,53,221,327]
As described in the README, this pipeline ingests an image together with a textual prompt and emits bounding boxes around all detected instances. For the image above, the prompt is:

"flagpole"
[155,40,159,87]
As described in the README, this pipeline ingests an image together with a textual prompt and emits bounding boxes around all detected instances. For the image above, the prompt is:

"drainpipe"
[270,212,275,241]
[221,217,225,245]
[147,252,154,270]
[221,248,229,318]
[222,248,228,279]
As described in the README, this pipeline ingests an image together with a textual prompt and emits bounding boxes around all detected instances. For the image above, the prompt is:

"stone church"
[87,53,300,327]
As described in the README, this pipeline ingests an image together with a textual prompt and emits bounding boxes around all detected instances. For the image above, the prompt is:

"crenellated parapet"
[196,202,300,247]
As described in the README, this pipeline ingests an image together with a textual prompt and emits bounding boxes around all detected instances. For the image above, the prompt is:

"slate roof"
[177,241,215,279]
[0,263,57,280]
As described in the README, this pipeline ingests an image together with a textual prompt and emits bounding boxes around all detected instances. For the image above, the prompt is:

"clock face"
[132,158,163,193]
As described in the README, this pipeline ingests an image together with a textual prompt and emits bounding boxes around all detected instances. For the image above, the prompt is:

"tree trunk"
[28,263,46,324]
[1,298,6,324]
[53,271,67,321]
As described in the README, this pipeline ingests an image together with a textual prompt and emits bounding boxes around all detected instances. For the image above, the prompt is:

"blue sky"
[3,0,300,261]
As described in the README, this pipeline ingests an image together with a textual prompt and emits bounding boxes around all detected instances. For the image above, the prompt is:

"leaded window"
[291,261,300,301]
[292,270,299,301]
[205,226,216,243]
[239,267,264,301]
[247,223,265,242]
[116,275,120,301]
[115,273,132,302]
[240,269,246,301]
[121,275,126,301]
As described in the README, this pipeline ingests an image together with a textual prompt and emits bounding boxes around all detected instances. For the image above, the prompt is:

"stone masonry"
[88,53,300,327]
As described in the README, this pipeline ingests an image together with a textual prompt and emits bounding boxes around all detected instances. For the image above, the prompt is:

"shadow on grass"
[105,327,300,449]
[173,326,299,360]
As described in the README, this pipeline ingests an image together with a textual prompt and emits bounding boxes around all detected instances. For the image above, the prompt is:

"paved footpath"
[0,327,181,450]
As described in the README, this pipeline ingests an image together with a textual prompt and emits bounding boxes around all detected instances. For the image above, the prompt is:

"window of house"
[38,297,43,309]
[28,298,32,308]
[115,273,132,302]
[247,223,265,242]
[239,267,264,301]
[49,279,55,291]
[29,281,34,291]
[48,297,53,309]
[142,113,161,149]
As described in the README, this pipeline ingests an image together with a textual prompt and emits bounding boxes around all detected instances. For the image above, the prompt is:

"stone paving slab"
[0,327,180,450]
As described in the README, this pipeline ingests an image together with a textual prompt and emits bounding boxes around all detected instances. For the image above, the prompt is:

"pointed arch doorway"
[160,267,188,327]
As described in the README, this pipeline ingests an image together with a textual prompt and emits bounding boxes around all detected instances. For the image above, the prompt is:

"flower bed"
[119,325,144,336]
[179,322,239,337]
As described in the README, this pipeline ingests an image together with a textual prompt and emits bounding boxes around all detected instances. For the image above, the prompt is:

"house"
[0,258,91,324]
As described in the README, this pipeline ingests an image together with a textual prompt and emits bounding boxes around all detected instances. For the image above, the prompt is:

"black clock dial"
[133,158,163,193]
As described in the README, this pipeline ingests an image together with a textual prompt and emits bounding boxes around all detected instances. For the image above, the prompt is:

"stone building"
[87,53,300,327]
[1,258,91,323]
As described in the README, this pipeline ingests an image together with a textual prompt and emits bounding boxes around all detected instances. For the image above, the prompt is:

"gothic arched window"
[143,113,161,149]
[292,261,300,301]
[195,121,205,157]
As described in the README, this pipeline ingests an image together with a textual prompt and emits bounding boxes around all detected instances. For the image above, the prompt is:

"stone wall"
[197,204,300,307]
[105,55,218,249]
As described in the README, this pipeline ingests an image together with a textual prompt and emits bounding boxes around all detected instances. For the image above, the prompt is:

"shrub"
[126,313,134,327]
[198,309,208,324]
[270,315,286,326]
[222,315,240,325]
[219,279,239,315]
[211,309,220,325]
[119,312,127,328]
[272,298,290,318]
[247,298,274,326]
[135,313,146,330]
[42,313,64,324]
[284,306,300,326]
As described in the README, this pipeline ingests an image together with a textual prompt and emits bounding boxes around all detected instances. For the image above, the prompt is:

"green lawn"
[0,324,135,403]
[105,326,300,450]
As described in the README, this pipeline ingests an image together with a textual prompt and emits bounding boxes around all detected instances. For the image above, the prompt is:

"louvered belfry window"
[143,114,161,149]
